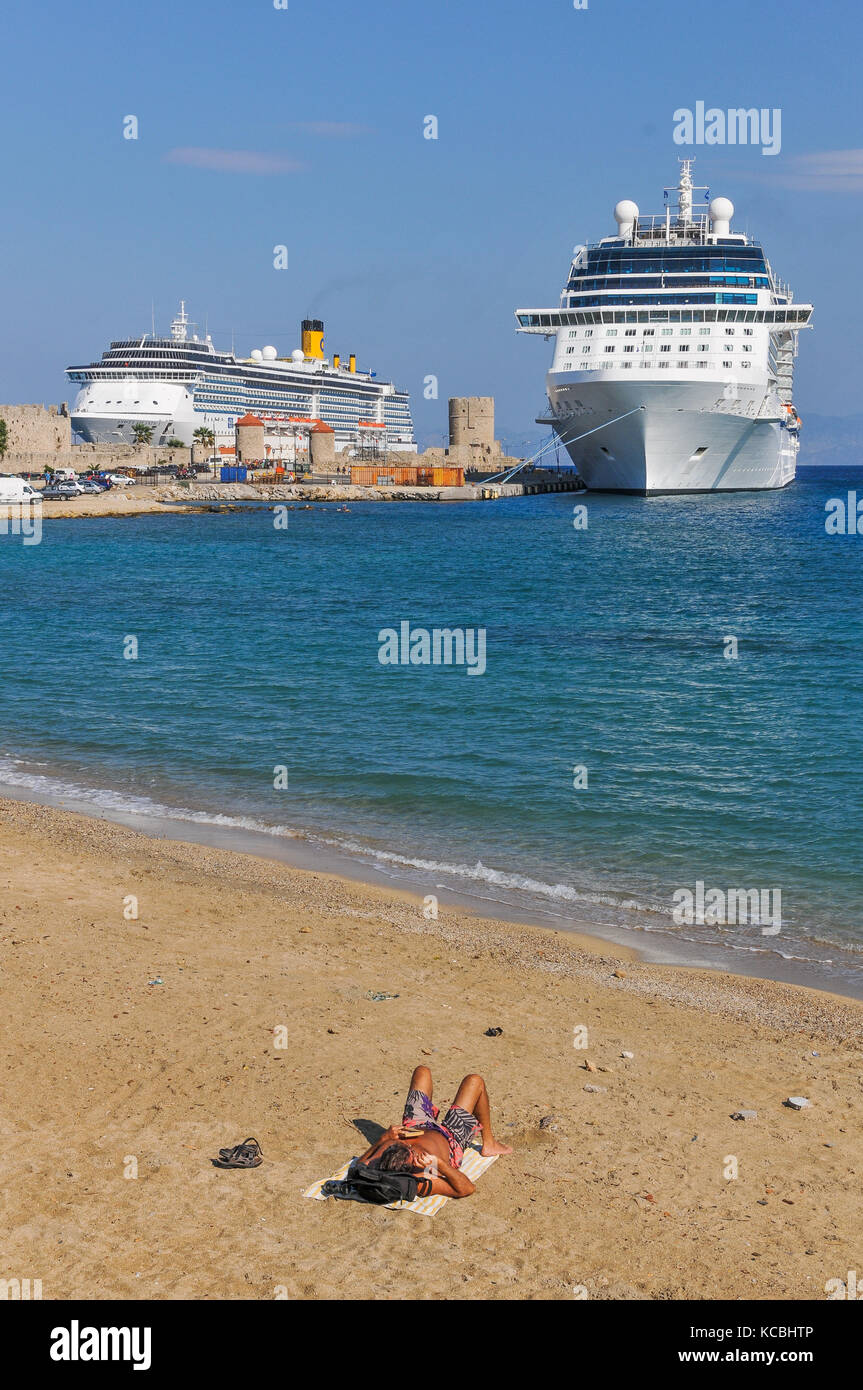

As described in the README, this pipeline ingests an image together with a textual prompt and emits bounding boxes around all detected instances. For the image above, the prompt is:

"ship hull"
[545,377,797,493]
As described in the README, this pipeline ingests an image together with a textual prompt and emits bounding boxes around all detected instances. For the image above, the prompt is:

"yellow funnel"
[301,318,324,359]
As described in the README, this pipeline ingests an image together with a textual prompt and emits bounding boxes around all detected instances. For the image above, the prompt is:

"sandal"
[213,1137,263,1169]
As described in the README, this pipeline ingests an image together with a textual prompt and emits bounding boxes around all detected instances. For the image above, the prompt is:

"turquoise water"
[3,471,863,994]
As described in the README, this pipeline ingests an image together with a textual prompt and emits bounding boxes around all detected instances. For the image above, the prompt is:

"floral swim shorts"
[402,1088,481,1168]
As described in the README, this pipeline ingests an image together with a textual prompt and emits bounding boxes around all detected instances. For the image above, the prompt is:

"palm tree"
[132,423,154,446]
[193,426,215,448]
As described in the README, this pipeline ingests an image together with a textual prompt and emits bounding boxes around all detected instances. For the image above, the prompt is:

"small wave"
[0,752,860,991]
[0,756,299,842]
[315,835,675,916]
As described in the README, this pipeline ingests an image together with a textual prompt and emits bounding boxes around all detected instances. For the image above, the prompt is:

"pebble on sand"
[584,1084,607,1094]
[731,1110,758,1121]
[784,1097,811,1110]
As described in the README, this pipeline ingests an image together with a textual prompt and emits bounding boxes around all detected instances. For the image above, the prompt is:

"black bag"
[321,1160,430,1206]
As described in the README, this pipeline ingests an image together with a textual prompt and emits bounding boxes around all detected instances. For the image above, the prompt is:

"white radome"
[262,346,278,361]
[709,196,734,221]
[614,199,639,233]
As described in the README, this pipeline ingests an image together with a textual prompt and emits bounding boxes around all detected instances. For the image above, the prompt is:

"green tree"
[0,418,7,459]
[132,423,154,445]
[193,426,215,447]
[166,438,184,449]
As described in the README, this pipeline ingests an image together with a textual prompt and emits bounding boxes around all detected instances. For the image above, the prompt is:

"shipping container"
[349,465,464,488]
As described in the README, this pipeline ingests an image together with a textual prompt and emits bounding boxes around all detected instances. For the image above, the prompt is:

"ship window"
[679,345,689,352]
[699,327,711,335]
[604,345,615,353]
[606,329,617,336]
[643,344,654,352]
[680,327,691,335]
[624,345,634,352]
[643,329,654,336]
[725,328,735,335]
[661,328,673,335]
[723,359,733,367]
[660,344,671,352]
[742,345,752,352]
[624,328,636,336]
[744,328,753,336]
[697,345,708,352]
[585,329,593,337]
[741,361,751,368]
[582,347,590,354]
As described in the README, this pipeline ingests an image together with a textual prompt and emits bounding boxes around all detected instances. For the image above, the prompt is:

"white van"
[0,476,41,504]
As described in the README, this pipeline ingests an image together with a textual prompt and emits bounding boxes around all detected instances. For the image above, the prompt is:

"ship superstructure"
[67,307,416,453]
[515,161,812,492]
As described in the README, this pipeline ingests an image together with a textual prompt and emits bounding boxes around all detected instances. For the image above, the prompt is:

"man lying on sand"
[356,1065,512,1199]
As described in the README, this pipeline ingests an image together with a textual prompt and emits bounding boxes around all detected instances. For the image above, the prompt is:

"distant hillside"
[799,414,863,466]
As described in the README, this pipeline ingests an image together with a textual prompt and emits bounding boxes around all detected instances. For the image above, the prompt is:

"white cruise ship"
[67,308,416,453]
[515,161,812,492]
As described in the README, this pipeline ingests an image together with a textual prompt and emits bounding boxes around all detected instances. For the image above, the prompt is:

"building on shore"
[418,397,522,478]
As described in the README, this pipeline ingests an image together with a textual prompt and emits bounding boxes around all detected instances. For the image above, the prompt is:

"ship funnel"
[349,353,356,373]
[614,200,639,239]
[333,353,340,369]
[709,196,734,236]
[301,318,325,359]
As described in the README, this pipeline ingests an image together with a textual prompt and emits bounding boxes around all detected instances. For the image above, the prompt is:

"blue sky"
[2,0,861,448]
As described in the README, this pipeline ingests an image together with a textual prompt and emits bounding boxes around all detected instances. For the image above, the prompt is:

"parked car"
[106,474,135,486]
[42,482,84,499]
[75,480,103,494]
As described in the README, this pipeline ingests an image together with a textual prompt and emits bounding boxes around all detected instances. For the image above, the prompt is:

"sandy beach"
[1,793,860,1302]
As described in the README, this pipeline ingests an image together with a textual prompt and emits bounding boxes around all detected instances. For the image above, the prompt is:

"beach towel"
[304,1145,498,1217]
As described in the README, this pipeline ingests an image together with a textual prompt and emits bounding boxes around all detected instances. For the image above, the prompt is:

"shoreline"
[1,775,861,1003]
[1,476,579,519]
[1,792,861,1299]
[3,787,861,1023]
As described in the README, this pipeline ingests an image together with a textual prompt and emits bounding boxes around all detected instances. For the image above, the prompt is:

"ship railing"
[585,213,741,251]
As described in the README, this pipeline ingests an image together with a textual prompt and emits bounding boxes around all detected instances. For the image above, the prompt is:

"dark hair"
[375,1143,415,1173]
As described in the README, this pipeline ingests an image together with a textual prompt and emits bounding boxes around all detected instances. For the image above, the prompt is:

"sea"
[3,465,863,998]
